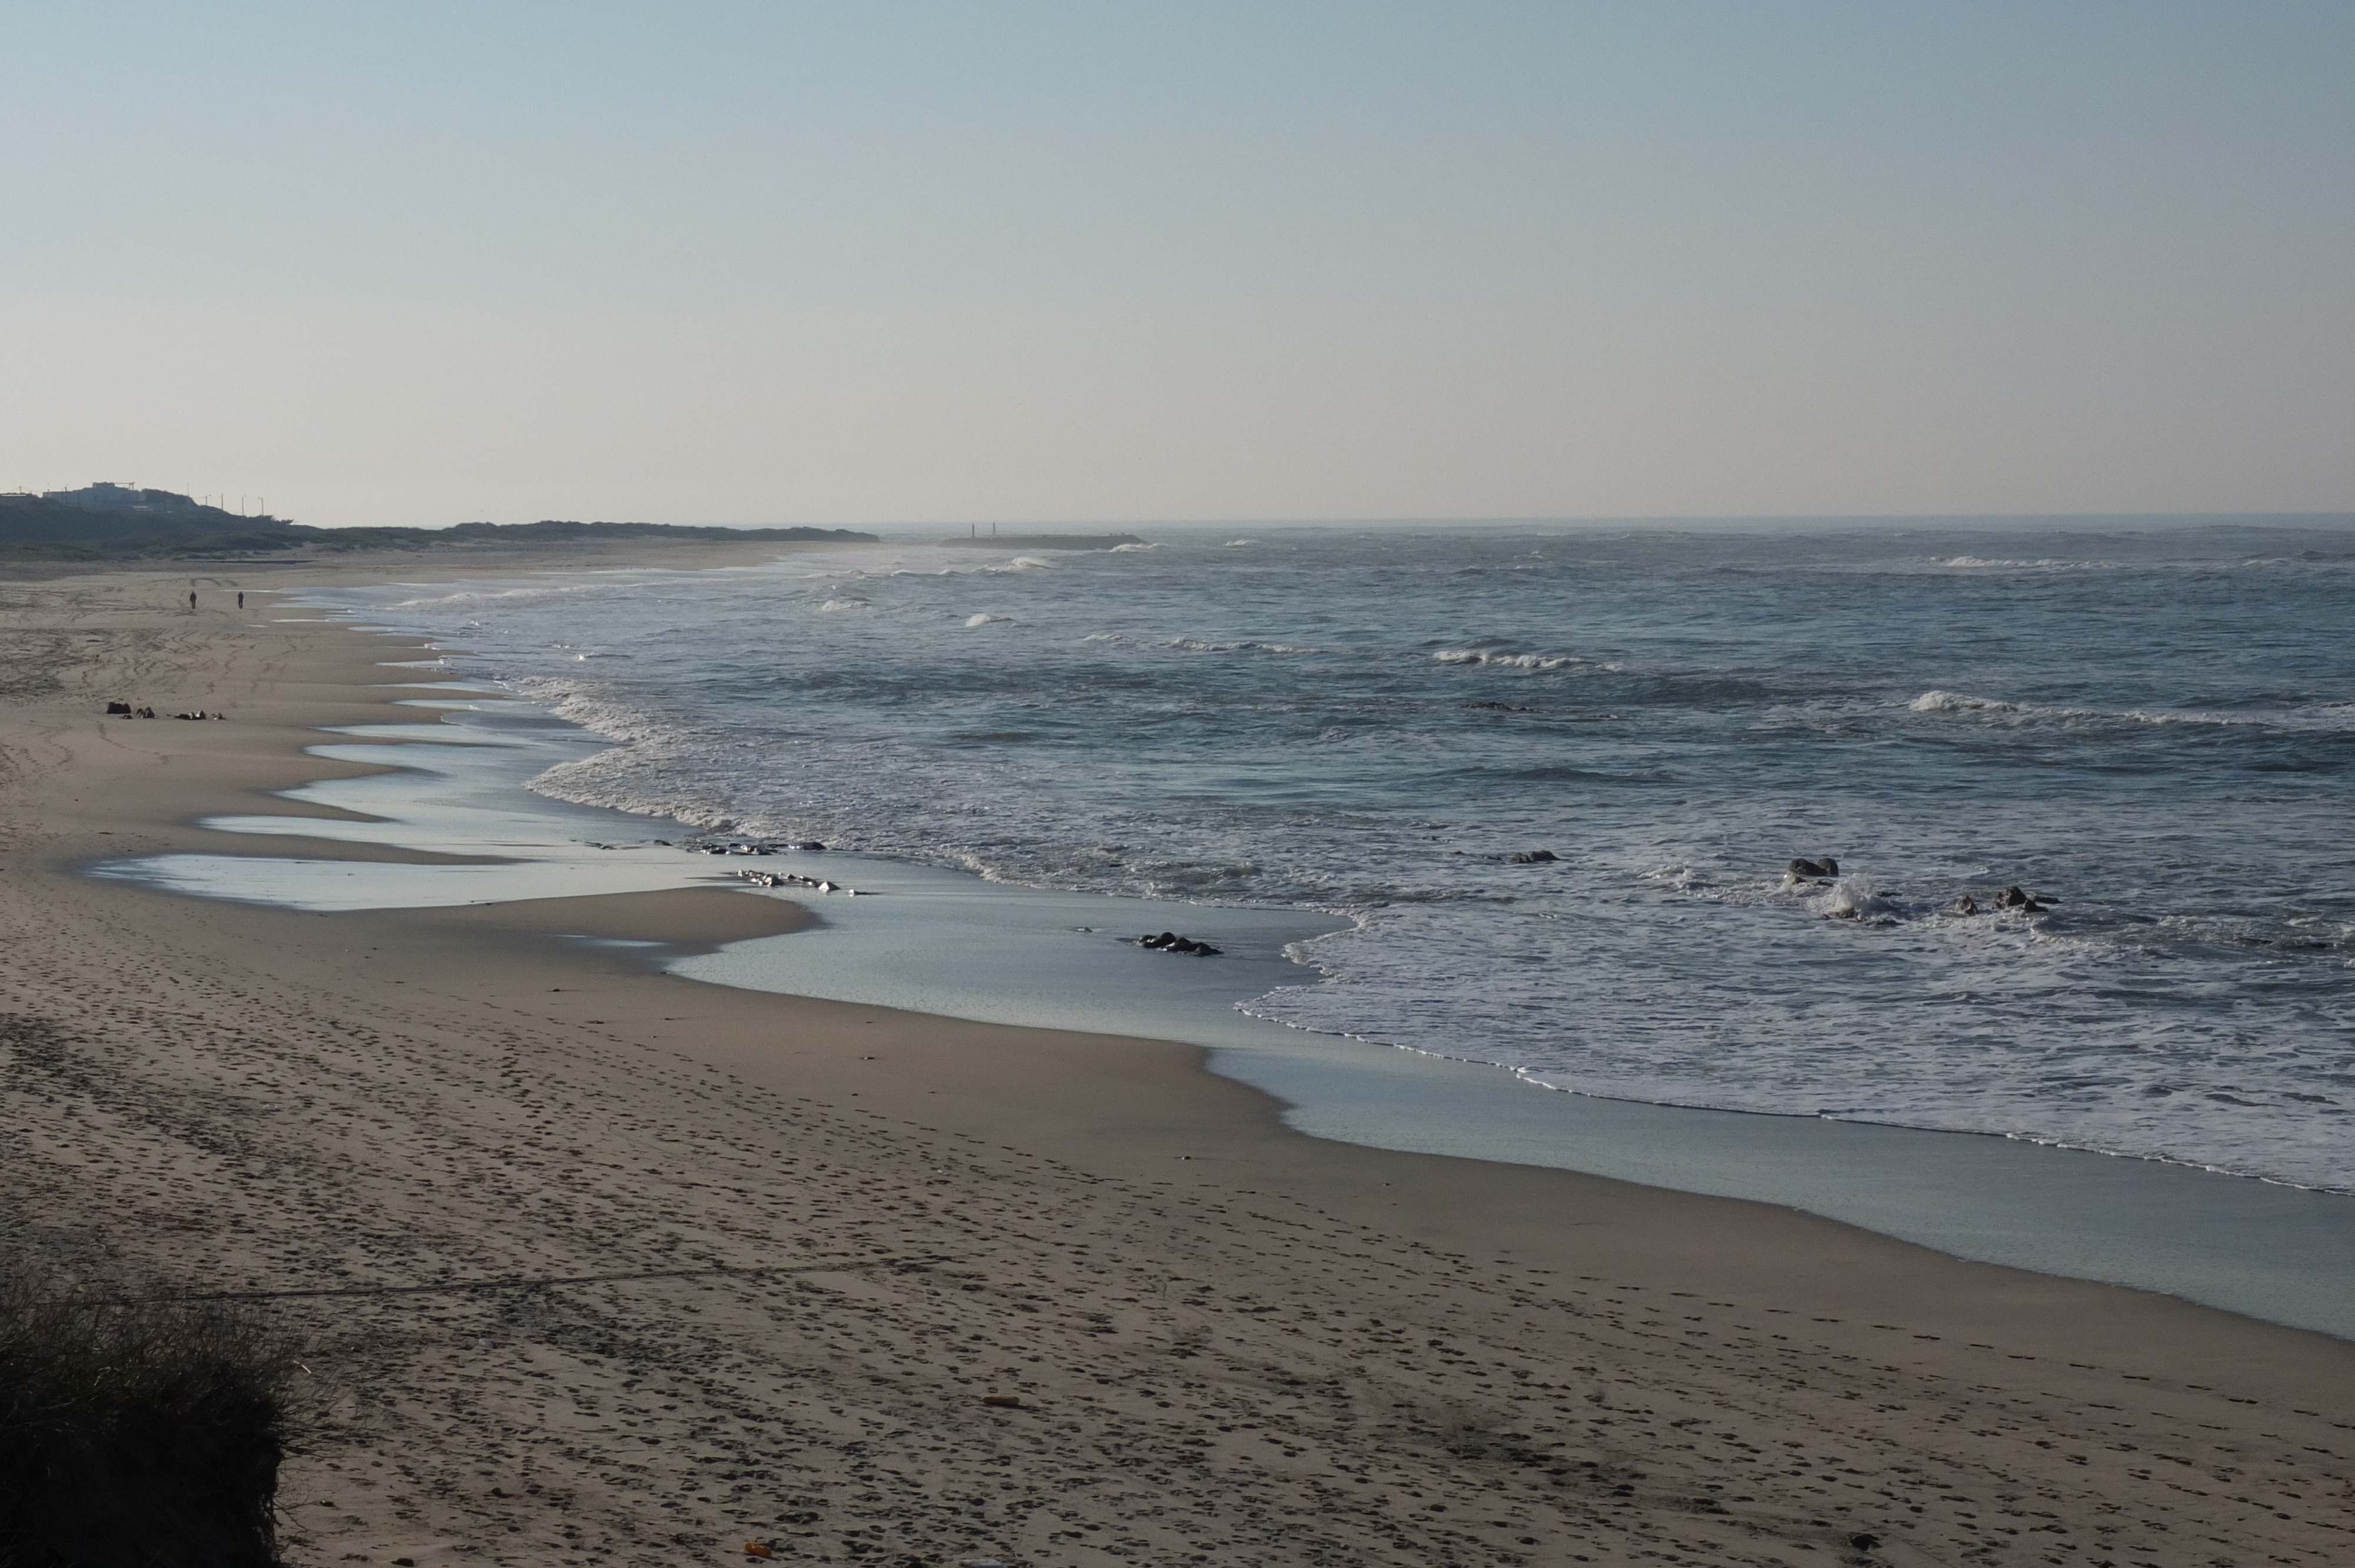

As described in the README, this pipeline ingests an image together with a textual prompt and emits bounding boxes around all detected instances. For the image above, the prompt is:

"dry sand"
[3,558,2352,1568]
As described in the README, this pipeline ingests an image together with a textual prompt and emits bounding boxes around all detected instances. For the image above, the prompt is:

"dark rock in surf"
[1507,849,1558,863]
[1136,931,1219,955]
[1953,894,1978,915]
[1789,858,1827,878]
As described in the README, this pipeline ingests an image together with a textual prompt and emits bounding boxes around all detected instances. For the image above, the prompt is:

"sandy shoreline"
[4,555,2353,1567]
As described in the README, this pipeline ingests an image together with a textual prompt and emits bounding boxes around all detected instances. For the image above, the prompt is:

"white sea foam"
[1908,689,2344,729]
[1159,637,1328,656]
[1435,647,1590,671]
[1080,632,1325,655]
[1909,689,2023,715]
[1932,556,2107,570]
[1814,876,1900,921]
[390,581,636,610]
[965,613,1013,627]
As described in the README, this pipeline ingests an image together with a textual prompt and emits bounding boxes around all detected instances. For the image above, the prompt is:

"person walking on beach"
[237,591,244,609]
[188,590,197,612]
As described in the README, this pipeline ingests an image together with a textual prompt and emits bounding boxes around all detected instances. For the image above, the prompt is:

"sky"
[2,1,2349,528]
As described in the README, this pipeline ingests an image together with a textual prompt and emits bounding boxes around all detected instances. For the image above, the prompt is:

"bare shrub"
[0,1268,293,1568]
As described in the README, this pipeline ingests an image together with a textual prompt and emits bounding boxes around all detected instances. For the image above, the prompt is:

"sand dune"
[2,562,2349,1567]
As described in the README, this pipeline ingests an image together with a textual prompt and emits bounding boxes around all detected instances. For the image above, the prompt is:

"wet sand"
[3,559,2351,1567]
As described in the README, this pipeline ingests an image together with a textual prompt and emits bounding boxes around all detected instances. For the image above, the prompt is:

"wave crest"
[1436,647,1590,672]
[1932,556,2107,570]
[1907,690,2353,730]
[1909,689,2018,715]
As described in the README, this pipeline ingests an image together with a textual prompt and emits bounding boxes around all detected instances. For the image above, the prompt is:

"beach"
[4,556,2353,1567]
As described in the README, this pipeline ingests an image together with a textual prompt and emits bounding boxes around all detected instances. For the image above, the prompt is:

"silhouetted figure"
[237,591,244,609]
[188,590,197,611]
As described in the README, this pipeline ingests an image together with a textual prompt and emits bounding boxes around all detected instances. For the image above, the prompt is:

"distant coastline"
[0,483,875,560]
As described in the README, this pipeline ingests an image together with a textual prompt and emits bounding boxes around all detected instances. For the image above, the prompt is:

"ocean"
[306,518,2355,1195]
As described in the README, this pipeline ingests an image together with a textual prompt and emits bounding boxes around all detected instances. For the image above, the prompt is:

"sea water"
[296,520,2355,1194]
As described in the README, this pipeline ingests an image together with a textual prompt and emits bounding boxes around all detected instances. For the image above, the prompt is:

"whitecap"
[1910,690,2301,729]
[1155,636,1329,656]
[1932,556,2105,570]
[390,582,631,610]
[1435,647,1588,672]
[965,613,1013,627]
[1909,689,2020,715]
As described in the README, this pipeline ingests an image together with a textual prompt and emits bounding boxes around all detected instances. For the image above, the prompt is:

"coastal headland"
[0,483,877,563]
[2,550,2350,1567]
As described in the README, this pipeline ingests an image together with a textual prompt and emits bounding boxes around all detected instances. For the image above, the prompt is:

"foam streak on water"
[312,521,2355,1190]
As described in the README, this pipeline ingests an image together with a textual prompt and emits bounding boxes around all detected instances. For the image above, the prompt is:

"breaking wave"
[1435,647,1594,672]
[1908,690,2355,730]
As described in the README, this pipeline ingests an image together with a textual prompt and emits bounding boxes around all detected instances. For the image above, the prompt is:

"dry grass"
[0,1268,293,1568]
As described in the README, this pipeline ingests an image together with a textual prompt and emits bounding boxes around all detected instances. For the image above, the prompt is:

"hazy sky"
[4,2,2349,527]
